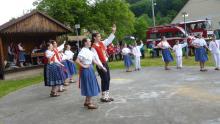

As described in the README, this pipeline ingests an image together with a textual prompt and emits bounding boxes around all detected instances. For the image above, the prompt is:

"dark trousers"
[96,62,110,92]
[43,64,47,86]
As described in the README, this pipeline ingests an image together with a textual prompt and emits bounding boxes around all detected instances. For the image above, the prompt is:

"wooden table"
[31,53,44,64]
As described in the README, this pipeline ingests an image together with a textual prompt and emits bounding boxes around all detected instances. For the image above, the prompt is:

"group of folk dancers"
[44,24,220,109]
[44,24,116,109]
[122,33,220,72]
[121,40,144,72]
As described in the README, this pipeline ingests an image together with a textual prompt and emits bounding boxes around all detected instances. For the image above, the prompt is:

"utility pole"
[182,12,188,37]
[182,12,189,58]
[75,24,80,52]
[151,0,156,27]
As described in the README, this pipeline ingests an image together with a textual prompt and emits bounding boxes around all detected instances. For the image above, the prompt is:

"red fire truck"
[178,20,213,39]
[146,20,213,47]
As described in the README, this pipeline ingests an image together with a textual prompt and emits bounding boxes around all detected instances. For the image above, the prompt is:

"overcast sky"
[0,0,36,25]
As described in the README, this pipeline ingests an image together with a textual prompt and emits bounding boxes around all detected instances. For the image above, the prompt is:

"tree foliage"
[134,14,152,40]
[33,0,188,40]
[34,0,89,28]
[34,0,135,40]
[127,0,188,25]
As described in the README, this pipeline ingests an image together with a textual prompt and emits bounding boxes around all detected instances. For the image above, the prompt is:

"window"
[164,32,173,38]
[215,29,220,40]
[150,33,157,39]
[174,32,184,38]
[149,33,161,39]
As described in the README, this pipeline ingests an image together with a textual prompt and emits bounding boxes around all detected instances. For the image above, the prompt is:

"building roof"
[172,0,220,29]
[0,10,72,33]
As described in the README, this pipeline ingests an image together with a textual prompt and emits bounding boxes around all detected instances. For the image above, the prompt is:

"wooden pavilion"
[0,10,72,80]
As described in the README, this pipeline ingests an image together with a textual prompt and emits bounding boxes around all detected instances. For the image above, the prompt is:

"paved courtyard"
[1,67,220,124]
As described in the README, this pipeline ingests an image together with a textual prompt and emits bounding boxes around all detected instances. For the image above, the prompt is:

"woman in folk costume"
[76,38,106,109]
[122,43,133,72]
[132,40,143,71]
[192,33,209,71]
[51,40,68,92]
[91,24,116,102]
[172,40,187,69]
[156,36,174,70]
[44,42,65,97]
[209,35,220,70]
[18,42,26,67]
[60,50,71,86]
[64,44,77,83]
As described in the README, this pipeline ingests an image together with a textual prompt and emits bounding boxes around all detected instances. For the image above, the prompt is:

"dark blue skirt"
[66,60,77,76]
[162,49,174,62]
[80,65,100,96]
[19,51,25,62]
[61,60,71,79]
[44,63,65,86]
[8,53,14,62]
[195,47,208,62]
[123,54,133,68]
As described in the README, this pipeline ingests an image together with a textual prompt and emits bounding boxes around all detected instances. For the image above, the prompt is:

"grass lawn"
[0,52,215,98]
[0,75,43,98]
[109,53,214,69]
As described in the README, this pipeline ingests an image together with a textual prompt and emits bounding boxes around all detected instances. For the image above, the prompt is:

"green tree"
[127,0,189,25]
[90,0,136,40]
[134,14,152,40]
[34,0,135,40]
[34,0,90,30]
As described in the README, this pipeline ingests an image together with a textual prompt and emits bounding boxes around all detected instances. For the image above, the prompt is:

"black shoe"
[100,98,111,102]
[108,97,114,101]
[200,69,208,72]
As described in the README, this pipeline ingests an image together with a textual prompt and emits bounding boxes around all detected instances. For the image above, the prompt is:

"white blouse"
[45,50,60,64]
[18,44,25,51]
[157,41,171,49]
[61,53,68,60]
[64,50,74,60]
[122,48,131,55]
[45,50,54,59]
[192,38,207,47]
[78,47,96,65]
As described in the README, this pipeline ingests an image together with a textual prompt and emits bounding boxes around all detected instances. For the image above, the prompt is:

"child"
[132,40,143,71]
[156,36,174,70]
[122,43,133,72]
[64,44,77,82]
[76,38,106,109]
[209,35,220,70]
[192,33,209,71]
[173,40,187,69]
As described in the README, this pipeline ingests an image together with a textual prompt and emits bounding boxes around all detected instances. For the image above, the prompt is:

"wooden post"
[0,36,5,80]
